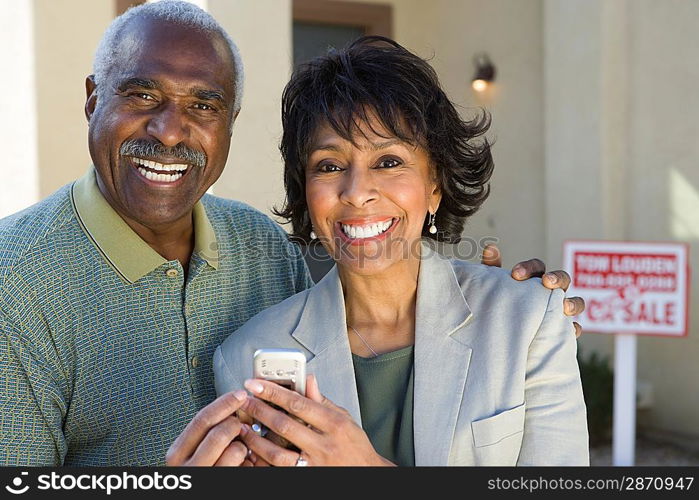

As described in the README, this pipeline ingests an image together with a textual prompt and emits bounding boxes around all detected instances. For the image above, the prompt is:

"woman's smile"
[335,217,399,245]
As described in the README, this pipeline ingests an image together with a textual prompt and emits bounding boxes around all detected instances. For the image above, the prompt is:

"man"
[0,1,583,466]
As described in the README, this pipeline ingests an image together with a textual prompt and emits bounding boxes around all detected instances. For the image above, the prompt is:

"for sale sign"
[563,240,690,336]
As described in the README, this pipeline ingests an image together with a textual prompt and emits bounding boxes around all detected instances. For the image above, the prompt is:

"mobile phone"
[251,348,306,445]
[252,348,306,395]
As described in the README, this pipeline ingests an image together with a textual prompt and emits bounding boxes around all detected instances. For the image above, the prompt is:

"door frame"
[293,0,393,38]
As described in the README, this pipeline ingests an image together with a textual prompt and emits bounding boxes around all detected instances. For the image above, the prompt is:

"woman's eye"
[318,163,342,173]
[376,157,402,169]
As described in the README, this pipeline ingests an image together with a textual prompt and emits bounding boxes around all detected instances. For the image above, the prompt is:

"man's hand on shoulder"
[481,244,585,338]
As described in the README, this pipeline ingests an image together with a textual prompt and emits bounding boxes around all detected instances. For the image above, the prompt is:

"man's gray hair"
[93,0,244,113]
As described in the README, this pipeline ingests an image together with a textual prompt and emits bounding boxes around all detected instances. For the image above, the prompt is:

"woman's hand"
[165,390,253,466]
[238,375,394,466]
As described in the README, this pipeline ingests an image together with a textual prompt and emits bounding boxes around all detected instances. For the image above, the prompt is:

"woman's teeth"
[341,219,394,239]
[133,158,189,183]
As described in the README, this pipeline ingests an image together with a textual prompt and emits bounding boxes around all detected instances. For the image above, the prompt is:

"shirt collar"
[70,166,219,283]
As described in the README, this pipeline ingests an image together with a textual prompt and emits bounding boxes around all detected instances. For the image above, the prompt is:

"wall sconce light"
[472,53,496,92]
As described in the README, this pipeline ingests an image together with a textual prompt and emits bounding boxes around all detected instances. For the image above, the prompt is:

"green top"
[0,167,313,465]
[352,345,415,466]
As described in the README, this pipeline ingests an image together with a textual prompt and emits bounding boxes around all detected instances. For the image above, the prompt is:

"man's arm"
[0,310,65,465]
[481,244,585,337]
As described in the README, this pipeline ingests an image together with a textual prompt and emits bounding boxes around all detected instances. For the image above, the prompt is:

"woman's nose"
[145,102,189,147]
[339,168,378,207]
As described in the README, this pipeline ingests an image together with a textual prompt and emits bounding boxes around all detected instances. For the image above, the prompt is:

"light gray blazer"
[214,244,589,466]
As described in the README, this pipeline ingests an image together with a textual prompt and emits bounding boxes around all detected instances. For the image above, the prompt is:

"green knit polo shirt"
[0,167,313,465]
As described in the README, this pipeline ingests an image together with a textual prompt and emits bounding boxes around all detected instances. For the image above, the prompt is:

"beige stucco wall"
[34,0,113,197]
[208,0,293,217]
[626,0,699,443]
[546,0,699,444]
[0,0,39,218]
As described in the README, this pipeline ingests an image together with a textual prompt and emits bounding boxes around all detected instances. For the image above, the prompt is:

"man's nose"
[339,168,378,207]
[146,102,189,147]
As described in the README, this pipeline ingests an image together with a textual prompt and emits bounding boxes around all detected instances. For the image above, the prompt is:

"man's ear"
[85,75,98,122]
[229,108,241,134]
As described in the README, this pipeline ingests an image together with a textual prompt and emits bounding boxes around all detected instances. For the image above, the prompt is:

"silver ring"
[295,454,308,467]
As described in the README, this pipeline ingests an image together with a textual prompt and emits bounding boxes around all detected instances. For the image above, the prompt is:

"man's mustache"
[119,139,207,168]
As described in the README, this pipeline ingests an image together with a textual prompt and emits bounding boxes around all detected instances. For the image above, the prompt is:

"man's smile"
[128,156,192,184]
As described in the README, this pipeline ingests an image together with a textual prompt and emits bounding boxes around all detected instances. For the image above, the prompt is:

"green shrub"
[577,348,614,446]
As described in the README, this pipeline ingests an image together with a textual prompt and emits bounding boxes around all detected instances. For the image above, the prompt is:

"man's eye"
[134,92,155,101]
[194,102,215,111]
[376,157,401,169]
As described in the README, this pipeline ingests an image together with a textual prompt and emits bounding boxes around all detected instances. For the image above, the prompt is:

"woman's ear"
[428,181,442,214]
[85,75,98,123]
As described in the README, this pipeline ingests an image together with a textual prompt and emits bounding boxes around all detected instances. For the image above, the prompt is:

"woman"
[213,36,588,466]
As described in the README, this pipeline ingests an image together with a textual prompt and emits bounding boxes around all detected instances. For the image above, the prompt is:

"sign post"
[563,241,689,466]
[612,333,636,466]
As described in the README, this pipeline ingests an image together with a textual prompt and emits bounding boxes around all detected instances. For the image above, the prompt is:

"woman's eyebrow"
[368,139,401,151]
[310,138,404,154]
[314,139,402,151]
[311,143,343,152]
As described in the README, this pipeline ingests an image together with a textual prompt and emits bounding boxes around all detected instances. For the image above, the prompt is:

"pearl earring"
[428,212,437,234]
[310,230,317,240]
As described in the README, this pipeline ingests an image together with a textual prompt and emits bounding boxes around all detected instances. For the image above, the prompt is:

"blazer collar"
[292,241,473,352]
[291,264,347,356]
[413,242,475,465]
[291,264,363,424]
[414,241,473,338]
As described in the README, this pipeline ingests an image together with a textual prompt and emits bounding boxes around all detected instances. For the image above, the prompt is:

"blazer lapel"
[413,243,475,465]
[291,266,363,426]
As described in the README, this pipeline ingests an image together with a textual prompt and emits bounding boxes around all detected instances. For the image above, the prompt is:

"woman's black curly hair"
[274,36,494,244]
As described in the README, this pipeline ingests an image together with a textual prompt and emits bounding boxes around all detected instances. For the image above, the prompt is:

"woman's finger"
[248,450,271,467]
[188,414,244,466]
[306,374,323,403]
[244,379,340,435]
[213,440,248,466]
[236,408,254,425]
[165,390,247,466]
[239,424,301,467]
[573,322,583,338]
[241,393,319,452]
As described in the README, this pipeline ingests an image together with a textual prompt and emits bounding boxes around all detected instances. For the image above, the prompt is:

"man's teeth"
[133,157,188,183]
[137,167,184,182]
[341,220,394,239]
